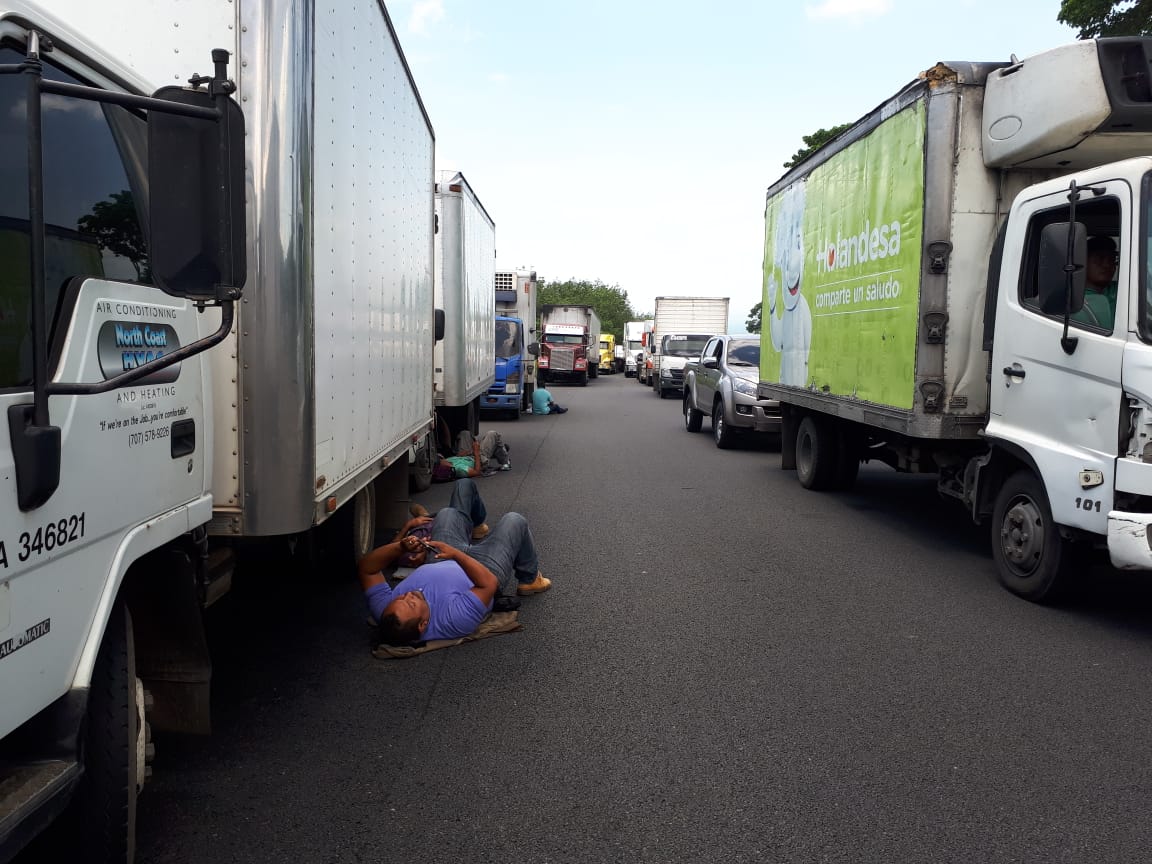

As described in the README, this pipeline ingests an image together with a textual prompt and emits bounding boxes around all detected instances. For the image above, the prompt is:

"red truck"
[537,304,602,387]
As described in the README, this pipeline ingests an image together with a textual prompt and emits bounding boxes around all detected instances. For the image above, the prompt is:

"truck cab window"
[1019,196,1120,334]
[0,44,150,390]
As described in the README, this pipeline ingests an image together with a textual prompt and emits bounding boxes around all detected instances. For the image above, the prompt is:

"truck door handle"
[1002,365,1025,380]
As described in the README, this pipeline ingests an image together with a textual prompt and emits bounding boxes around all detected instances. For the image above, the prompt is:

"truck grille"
[669,368,684,382]
[550,347,575,371]
[495,272,513,291]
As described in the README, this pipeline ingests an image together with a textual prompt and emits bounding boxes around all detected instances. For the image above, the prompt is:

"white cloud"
[489,72,509,84]
[409,0,445,35]
[805,0,894,21]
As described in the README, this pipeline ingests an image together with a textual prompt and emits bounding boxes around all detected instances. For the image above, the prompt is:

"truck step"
[0,759,80,847]
[204,547,235,608]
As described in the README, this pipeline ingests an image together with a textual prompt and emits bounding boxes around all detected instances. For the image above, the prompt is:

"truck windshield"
[728,341,760,366]
[495,320,520,359]
[662,336,710,357]
[544,334,583,345]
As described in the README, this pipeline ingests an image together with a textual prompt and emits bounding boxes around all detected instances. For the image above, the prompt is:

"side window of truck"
[0,43,150,391]
[1019,197,1120,334]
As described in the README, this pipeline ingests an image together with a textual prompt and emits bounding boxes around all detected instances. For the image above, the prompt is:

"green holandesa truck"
[758,39,1152,603]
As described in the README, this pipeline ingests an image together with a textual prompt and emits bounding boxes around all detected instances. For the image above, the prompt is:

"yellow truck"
[598,333,620,374]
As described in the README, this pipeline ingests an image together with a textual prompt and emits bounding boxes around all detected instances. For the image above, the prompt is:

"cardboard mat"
[372,611,522,660]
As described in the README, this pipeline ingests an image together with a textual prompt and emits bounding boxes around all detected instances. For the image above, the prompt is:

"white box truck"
[623,321,646,377]
[649,296,729,398]
[0,1,437,858]
[538,304,601,386]
[434,172,496,439]
[758,38,1152,603]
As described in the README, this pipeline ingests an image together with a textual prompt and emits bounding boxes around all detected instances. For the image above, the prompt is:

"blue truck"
[482,271,539,419]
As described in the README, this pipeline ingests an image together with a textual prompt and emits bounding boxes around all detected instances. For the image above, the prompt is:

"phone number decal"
[0,513,86,569]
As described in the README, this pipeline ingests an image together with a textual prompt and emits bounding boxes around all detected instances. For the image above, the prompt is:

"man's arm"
[357,532,424,590]
[426,541,498,606]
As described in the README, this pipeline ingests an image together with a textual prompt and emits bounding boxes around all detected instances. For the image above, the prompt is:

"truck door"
[0,40,214,740]
[988,182,1129,535]
[697,338,722,407]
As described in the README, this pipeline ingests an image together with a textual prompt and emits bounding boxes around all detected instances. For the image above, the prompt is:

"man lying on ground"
[357,479,551,646]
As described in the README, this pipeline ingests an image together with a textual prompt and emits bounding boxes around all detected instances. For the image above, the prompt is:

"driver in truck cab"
[1073,234,1119,329]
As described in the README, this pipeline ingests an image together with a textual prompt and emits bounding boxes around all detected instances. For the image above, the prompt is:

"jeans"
[430,479,540,597]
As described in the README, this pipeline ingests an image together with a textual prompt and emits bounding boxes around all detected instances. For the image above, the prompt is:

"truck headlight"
[661,367,673,378]
[732,378,758,397]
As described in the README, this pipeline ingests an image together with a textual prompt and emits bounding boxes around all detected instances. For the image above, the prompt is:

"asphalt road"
[123,374,1152,863]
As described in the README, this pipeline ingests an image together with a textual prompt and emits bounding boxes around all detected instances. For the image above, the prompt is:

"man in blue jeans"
[357,479,551,646]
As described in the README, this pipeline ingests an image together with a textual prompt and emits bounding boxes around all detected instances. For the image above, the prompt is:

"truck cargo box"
[758,61,1058,441]
[51,0,438,535]
[434,171,496,409]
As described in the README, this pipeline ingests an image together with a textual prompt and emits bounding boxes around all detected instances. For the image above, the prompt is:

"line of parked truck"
[0,2,540,860]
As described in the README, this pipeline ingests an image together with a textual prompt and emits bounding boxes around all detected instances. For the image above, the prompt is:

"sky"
[390,0,1079,334]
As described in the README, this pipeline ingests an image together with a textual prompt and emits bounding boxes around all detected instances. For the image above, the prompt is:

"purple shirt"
[365,560,490,641]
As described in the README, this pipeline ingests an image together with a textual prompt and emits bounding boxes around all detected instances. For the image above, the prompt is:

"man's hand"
[424,540,454,561]
[403,516,431,533]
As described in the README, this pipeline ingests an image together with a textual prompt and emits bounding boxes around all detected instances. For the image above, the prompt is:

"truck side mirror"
[149,85,246,301]
[702,357,718,369]
[527,342,540,357]
[1037,221,1086,316]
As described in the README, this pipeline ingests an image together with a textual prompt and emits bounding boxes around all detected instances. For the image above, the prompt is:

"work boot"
[517,572,551,595]
[471,522,490,541]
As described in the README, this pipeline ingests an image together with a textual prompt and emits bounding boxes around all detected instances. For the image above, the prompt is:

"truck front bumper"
[729,394,782,433]
[1107,511,1152,570]
[481,392,521,411]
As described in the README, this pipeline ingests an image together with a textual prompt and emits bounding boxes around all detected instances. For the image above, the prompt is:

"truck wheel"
[65,602,140,862]
[579,372,588,387]
[684,394,703,432]
[991,470,1078,603]
[409,432,434,493]
[795,415,836,489]
[713,401,736,449]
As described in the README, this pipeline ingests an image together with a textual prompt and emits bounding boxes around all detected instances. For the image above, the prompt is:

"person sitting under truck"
[432,429,509,480]
[358,479,551,646]
[1073,235,1119,329]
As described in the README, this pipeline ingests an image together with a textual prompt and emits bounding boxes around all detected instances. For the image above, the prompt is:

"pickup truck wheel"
[991,470,1078,603]
[713,401,736,449]
[795,415,836,489]
[684,394,703,432]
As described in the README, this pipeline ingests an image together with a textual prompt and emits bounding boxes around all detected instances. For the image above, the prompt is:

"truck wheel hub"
[1001,499,1042,569]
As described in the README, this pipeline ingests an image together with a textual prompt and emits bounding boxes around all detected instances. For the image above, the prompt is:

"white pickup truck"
[682,335,781,448]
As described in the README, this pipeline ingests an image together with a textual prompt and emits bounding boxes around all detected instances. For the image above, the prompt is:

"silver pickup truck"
[682,335,781,448]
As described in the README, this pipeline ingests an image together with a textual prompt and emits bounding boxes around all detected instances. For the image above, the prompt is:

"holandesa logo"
[97,321,182,383]
[815,217,902,274]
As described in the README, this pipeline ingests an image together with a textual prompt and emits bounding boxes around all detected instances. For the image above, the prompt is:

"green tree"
[77,190,150,281]
[1058,0,1152,37]
[783,123,853,169]
[746,301,762,334]
[537,279,639,342]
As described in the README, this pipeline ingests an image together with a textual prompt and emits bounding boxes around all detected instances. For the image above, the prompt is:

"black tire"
[319,484,377,577]
[713,401,736,449]
[66,603,140,863]
[507,408,520,421]
[578,372,588,387]
[795,415,836,489]
[991,470,1079,603]
[409,433,434,493]
[589,364,598,379]
[684,393,703,432]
